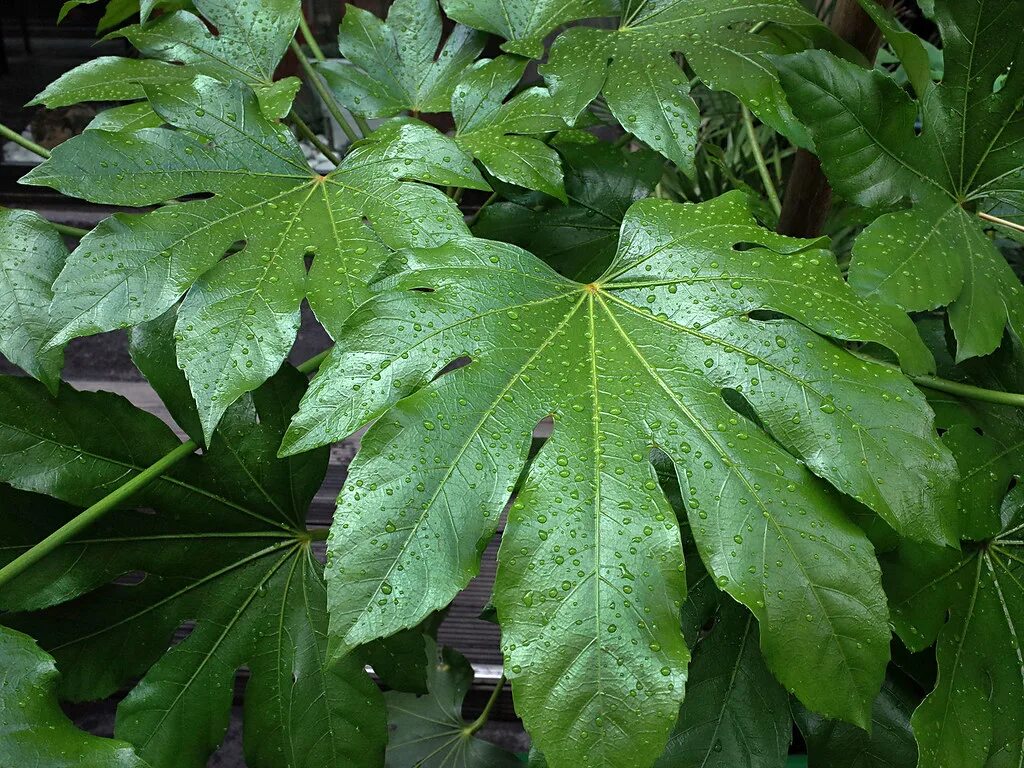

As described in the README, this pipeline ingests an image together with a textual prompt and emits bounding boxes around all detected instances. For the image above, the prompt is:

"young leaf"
[35,0,302,119]
[654,600,791,768]
[0,208,66,392]
[794,673,919,768]
[0,626,149,768]
[775,0,1024,360]
[440,0,618,58]
[286,191,954,762]
[452,57,571,200]
[0,370,386,768]
[473,140,664,281]
[883,488,1024,768]
[540,1,849,168]
[318,0,486,118]
[384,639,521,767]
[24,75,474,440]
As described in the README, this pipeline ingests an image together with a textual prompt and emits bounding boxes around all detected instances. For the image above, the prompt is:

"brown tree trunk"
[776,0,894,237]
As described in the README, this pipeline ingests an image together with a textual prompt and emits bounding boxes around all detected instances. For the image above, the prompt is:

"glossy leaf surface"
[319,0,485,118]
[25,76,474,439]
[776,0,1024,359]
[0,626,149,768]
[541,0,846,169]
[284,191,956,765]
[0,370,386,768]
[35,0,302,118]
[0,208,66,392]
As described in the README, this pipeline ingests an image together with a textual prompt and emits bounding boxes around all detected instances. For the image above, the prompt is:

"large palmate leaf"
[452,56,571,199]
[775,0,1024,360]
[540,0,850,171]
[884,489,1024,768]
[794,673,919,768]
[384,638,521,767]
[0,626,149,768]
[0,208,66,392]
[35,0,301,119]
[318,0,485,119]
[473,139,664,281]
[0,368,386,768]
[654,600,790,768]
[441,0,618,58]
[284,191,955,766]
[25,75,479,440]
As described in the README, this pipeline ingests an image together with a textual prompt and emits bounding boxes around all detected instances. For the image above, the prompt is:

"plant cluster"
[0,1,1022,767]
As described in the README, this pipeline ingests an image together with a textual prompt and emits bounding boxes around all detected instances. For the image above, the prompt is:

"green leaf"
[540,1,850,165]
[24,75,472,440]
[794,673,919,768]
[775,0,1024,360]
[285,191,954,762]
[384,639,521,767]
[473,140,664,281]
[440,0,618,58]
[129,307,203,443]
[654,600,791,768]
[318,0,486,118]
[452,57,571,200]
[0,208,66,392]
[0,370,386,768]
[39,0,301,118]
[883,487,1024,768]
[87,102,165,132]
[853,0,933,99]
[0,626,150,768]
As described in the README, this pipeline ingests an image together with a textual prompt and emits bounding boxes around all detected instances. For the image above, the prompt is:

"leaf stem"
[51,221,89,238]
[288,112,340,165]
[978,211,1024,235]
[465,675,506,736]
[0,348,333,590]
[289,39,361,144]
[467,192,498,227]
[741,106,782,216]
[0,440,198,590]
[297,14,326,62]
[912,375,1024,408]
[0,122,51,159]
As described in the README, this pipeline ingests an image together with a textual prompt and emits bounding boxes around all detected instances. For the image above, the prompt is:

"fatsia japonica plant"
[0,0,1022,767]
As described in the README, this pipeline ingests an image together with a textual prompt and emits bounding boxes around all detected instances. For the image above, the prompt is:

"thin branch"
[289,39,361,144]
[978,211,1024,235]
[465,675,507,736]
[912,375,1024,409]
[0,122,51,159]
[297,13,326,62]
[288,112,340,165]
[740,106,782,216]
[467,192,498,227]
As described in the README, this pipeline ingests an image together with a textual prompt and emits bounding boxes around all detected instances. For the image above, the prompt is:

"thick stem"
[777,0,893,236]
[0,122,51,159]
[912,376,1024,408]
[0,440,199,590]
[741,106,782,216]
[465,675,506,736]
[0,348,333,590]
[978,211,1024,235]
[289,39,361,144]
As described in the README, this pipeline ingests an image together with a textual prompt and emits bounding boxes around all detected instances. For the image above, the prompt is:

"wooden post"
[776,0,894,237]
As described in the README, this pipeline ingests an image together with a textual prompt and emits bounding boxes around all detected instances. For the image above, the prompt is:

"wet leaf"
[0,369,386,768]
[286,191,955,766]
[318,0,486,118]
[775,0,1024,360]
[0,208,66,392]
[36,0,302,119]
[24,75,473,440]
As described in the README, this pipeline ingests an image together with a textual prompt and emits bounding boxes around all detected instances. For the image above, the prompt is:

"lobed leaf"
[285,191,955,765]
